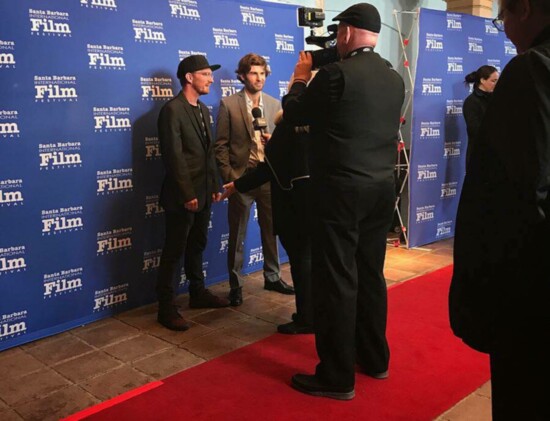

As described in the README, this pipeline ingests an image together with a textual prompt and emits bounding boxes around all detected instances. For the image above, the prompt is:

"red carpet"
[68,265,490,421]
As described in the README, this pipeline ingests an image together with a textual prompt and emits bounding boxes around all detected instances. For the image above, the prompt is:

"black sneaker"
[291,374,355,400]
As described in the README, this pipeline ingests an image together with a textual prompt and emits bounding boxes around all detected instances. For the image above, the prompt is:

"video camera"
[297,7,339,69]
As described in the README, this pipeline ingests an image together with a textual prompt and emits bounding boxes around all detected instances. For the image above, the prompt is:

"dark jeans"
[156,207,210,305]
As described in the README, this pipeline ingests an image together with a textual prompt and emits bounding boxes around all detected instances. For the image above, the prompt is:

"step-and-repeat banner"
[409,8,515,248]
[0,0,300,350]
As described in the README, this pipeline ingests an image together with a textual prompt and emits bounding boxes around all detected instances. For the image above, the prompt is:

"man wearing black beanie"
[283,3,405,399]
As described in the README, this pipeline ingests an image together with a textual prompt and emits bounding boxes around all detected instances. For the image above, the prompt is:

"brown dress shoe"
[189,289,230,309]
[157,305,190,331]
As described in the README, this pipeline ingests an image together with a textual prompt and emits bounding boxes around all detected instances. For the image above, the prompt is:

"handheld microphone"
[252,107,268,136]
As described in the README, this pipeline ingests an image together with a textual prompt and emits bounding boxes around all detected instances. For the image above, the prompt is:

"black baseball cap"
[177,55,221,79]
[332,3,381,33]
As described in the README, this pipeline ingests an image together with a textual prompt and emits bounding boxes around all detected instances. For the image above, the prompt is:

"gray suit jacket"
[214,89,281,183]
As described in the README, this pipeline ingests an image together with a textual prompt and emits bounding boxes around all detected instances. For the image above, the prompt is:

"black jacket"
[283,48,405,187]
[463,87,492,167]
[157,93,220,212]
[449,26,550,353]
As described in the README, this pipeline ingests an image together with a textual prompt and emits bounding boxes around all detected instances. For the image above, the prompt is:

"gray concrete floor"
[0,238,492,420]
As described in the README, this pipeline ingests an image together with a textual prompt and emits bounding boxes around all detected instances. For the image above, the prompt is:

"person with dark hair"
[215,53,293,307]
[156,55,230,331]
[463,65,499,167]
[221,109,314,334]
[283,3,405,400]
[449,0,550,419]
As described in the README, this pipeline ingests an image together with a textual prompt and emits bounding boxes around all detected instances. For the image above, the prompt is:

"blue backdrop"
[409,8,515,247]
[0,0,300,351]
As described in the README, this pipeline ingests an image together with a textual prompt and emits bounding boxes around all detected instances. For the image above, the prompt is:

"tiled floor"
[0,238,492,421]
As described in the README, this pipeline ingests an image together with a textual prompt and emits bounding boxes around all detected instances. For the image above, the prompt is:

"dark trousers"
[227,181,280,289]
[490,331,549,421]
[311,181,395,388]
[156,207,210,305]
[278,218,312,326]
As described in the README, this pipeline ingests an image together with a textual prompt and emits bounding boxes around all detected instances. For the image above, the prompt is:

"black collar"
[345,46,374,59]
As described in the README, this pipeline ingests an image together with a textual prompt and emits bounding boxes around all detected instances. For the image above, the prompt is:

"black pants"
[277,183,313,326]
[311,181,395,388]
[156,207,210,305]
[490,331,549,421]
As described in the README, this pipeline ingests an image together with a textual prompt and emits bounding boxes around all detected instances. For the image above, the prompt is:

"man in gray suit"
[215,53,294,306]
[156,55,229,331]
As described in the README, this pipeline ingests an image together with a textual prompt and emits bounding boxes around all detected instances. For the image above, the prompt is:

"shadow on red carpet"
[66,265,489,421]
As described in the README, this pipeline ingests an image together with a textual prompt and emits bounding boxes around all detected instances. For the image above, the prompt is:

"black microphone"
[252,107,268,136]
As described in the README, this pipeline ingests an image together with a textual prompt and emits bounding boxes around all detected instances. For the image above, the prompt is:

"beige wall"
[446,0,495,17]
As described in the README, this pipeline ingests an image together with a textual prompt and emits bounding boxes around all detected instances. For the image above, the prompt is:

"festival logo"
[212,28,240,49]
[421,78,443,96]
[81,0,118,10]
[39,141,82,170]
[447,56,464,74]
[0,40,16,69]
[178,50,207,61]
[443,141,461,158]
[44,267,83,298]
[415,205,435,223]
[97,168,133,195]
[0,310,27,341]
[278,80,289,98]
[436,220,453,238]
[247,246,263,266]
[141,77,173,101]
[425,33,444,51]
[275,34,295,54]
[145,195,164,217]
[445,99,463,116]
[93,107,131,132]
[93,283,128,311]
[0,245,26,276]
[446,13,462,31]
[487,59,501,73]
[87,44,125,70]
[504,40,517,56]
[34,75,78,102]
[0,179,23,207]
[145,136,161,159]
[219,232,229,253]
[485,19,499,35]
[143,249,162,271]
[467,36,484,54]
[29,9,71,37]
[419,121,441,139]
[96,227,132,255]
[440,182,458,198]
[169,0,200,20]
[220,79,241,97]
[41,206,84,236]
[241,5,266,26]
[132,20,166,43]
[0,110,20,139]
[416,164,438,182]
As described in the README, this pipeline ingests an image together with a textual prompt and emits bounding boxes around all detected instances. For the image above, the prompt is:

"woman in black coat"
[222,111,313,334]
[463,65,499,167]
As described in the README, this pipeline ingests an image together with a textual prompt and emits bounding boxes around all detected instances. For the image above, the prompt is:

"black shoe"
[277,321,314,334]
[228,287,243,306]
[291,374,355,400]
[264,279,295,295]
[157,305,190,331]
[189,289,230,309]
[363,369,389,380]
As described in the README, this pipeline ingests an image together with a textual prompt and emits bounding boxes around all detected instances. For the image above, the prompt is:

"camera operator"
[282,3,405,400]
